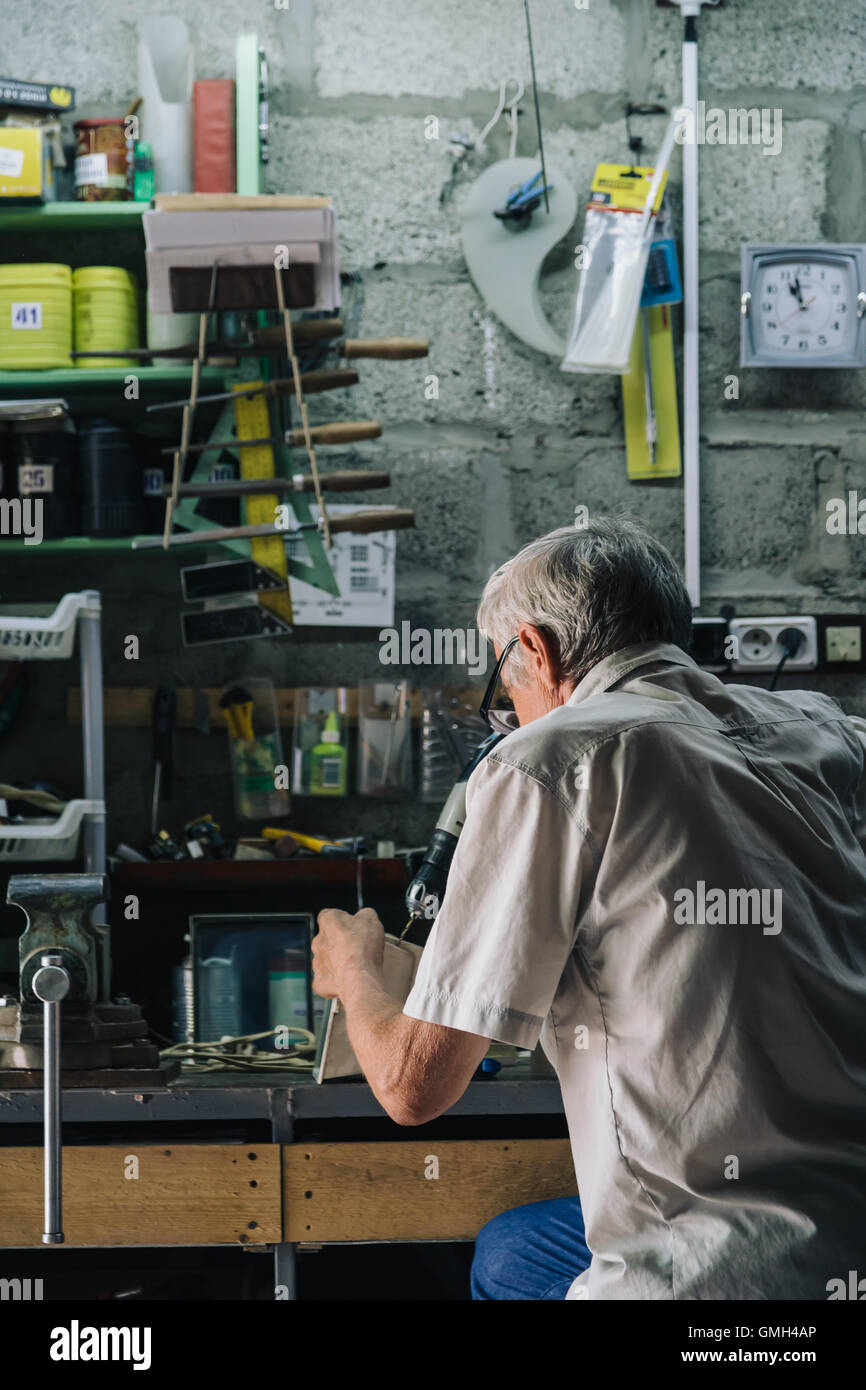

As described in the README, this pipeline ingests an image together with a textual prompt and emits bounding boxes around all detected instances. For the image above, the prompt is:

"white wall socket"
[729,617,818,673]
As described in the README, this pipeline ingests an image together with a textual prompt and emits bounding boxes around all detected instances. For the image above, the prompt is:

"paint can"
[0,263,72,369]
[73,266,139,368]
[79,420,146,537]
[10,410,79,538]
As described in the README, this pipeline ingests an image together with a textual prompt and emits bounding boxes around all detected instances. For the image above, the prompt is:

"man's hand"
[312,903,489,1125]
[313,906,386,1000]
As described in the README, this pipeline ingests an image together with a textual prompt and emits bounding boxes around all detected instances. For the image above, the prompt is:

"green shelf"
[0,202,147,234]
[0,536,160,553]
[0,365,226,393]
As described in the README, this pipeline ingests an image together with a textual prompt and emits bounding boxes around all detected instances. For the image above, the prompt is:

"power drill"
[404,731,504,927]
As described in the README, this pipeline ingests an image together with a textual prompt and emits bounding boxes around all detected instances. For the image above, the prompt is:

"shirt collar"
[567,642,698,707]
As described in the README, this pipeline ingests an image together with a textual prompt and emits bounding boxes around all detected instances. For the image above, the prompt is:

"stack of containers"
[73,266,139,368]
[0,264,73,369]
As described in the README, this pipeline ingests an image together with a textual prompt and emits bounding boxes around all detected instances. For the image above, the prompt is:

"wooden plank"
[283,1139,576,1243]
[67,686,482,729]
[0,1145,280,1248]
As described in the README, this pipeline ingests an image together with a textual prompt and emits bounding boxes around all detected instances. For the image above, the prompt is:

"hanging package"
[561,118,677,374]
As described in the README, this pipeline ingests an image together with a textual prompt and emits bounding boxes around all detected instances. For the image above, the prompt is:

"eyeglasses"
[479,634,520,732]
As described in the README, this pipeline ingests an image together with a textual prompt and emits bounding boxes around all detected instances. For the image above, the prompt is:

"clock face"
[754,259,855,357]
[741,245,866,367]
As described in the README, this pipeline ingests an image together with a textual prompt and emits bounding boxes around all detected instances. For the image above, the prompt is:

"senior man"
[313,517,866,1300]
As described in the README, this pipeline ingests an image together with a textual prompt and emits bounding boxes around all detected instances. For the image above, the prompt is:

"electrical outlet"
[825,626,862,663]
[817,615,866,672]
[729,617,818,673]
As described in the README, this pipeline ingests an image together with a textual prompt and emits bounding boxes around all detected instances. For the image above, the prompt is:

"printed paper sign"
[287,504,396,627]
[0,147,24,178]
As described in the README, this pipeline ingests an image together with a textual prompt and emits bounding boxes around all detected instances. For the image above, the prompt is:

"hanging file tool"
[623,217,683,480]
[622,302,681,480]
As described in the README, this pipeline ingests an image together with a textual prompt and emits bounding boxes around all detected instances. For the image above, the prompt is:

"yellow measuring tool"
[231,381,294,626]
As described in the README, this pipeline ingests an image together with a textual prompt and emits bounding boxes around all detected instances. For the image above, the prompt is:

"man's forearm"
[340,965,415,1119]
[338,962,488,1125]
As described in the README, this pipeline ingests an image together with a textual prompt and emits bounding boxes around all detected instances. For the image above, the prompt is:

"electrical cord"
[769,627,806,690]
[158,1027,316,1073]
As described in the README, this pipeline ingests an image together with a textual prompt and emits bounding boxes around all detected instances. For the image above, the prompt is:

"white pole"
[681,2,701,607]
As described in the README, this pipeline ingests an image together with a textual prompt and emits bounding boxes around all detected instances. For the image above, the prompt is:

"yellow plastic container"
[73,266,139,368]
[0,263,73,370]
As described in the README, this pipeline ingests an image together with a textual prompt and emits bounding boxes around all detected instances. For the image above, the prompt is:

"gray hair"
[477,516,693,688]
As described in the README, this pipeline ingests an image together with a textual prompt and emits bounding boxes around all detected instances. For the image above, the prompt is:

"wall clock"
[740,243,866,367]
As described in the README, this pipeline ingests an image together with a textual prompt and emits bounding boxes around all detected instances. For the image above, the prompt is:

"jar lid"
[1,398,71,425]
[0,263,72,285]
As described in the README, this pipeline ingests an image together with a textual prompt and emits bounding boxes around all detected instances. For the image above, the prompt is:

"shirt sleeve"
[848,715,866,854]
[402,753,586,1049]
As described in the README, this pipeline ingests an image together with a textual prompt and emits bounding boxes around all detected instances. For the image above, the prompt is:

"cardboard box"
[0,126,54,201]
[0,77,75,113]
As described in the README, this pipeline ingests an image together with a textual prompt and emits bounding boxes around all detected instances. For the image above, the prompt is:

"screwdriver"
[219,686,255,741]
[151,686,177,835]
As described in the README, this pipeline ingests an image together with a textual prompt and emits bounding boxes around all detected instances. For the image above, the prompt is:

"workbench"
[0,1065,572,1299]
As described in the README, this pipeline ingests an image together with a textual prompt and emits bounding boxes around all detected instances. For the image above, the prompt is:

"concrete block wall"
[1,0,865,850]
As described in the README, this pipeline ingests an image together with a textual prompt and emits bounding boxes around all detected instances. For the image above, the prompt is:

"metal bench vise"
[1,873,169,1243]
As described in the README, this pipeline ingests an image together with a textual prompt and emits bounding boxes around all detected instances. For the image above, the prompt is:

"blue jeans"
[471,1196,592,1300]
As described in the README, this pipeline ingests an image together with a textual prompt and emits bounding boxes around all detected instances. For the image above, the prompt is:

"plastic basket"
[0,592,95,661]
[0,799,104,861]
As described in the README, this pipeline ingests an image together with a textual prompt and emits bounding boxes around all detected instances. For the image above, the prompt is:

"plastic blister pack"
[561,118,678,375]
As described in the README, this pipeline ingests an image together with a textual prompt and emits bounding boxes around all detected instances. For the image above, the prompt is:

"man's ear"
[517,623,561,686]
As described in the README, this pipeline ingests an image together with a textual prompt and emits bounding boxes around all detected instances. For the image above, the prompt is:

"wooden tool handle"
[327,509,415,535]
[301,470,390,493]
[343,337,429,360]
[254,318,344,347]
[296,420,382,445]
[272,369,358,396]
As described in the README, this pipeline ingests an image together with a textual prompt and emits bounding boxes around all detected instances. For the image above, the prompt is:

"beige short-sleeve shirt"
[404,642,866,1299]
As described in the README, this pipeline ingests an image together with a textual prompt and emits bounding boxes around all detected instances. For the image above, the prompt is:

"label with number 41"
[11,302,43,330]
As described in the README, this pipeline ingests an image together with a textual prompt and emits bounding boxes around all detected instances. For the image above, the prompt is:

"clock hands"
[778,294,817,326]
[789,276,805,305]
